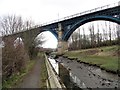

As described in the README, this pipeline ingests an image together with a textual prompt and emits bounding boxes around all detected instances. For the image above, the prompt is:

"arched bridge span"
[63,15,120,41]
[2,2,120,54]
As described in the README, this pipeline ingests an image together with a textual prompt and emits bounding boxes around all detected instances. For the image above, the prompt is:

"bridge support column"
[57,23,68,55]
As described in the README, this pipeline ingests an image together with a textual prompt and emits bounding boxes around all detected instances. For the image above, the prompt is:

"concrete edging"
[44,54,65,89]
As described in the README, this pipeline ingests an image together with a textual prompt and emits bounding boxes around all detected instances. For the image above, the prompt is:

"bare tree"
[108,22,112,45]
[0,15,24,35]
[82,27,86,49]
[97,23,100,47]
[116,25,120,44]
[88,23,96,48]
[34,33,46,47]
[69,31,79,50]
[0,14,46,58]
[78,28,81,49]
[23,20,34,30]
[0,15,36,36]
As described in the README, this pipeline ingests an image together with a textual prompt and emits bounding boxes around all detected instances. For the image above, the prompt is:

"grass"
[38,52,48,88]
[99,45,118,52]
[2,60,36,88]
[64,45,119,73]
[2,52,48,88]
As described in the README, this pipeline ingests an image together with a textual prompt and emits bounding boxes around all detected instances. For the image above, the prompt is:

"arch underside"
[25,28,58,43]
[63,15,120,41]
[24,29,58,46]
[3,28,58,45]
[42,29,58,40]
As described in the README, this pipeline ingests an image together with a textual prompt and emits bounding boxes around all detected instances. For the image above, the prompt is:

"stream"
[48,55,119,89]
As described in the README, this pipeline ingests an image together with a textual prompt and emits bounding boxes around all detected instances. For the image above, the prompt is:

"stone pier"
[57,23,68,55]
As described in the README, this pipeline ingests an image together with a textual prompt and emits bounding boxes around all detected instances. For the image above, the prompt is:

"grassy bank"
[64,45,119,73]
[38,53,48,88]
[3,60,36,88]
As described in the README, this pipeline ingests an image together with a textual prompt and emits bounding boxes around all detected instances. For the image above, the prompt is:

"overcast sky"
[0,0,119,48]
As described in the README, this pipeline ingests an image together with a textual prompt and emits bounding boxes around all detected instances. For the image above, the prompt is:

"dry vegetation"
[2,37,29,85]
[1,15,45,88]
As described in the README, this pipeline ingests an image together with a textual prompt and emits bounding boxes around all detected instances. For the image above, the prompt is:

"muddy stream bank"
[54,56,119,89]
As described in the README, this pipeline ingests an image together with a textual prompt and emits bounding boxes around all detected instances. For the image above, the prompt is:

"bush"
[2,37,29,81]
[28,45,39,59]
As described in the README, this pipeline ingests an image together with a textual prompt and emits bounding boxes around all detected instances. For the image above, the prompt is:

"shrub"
[2,37,29,81]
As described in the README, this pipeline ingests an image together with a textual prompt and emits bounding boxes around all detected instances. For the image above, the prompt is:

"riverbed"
[57,56,119,89]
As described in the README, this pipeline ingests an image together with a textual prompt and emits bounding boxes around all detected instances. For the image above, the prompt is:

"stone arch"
[2,27,58,49]
[29,29,58,45]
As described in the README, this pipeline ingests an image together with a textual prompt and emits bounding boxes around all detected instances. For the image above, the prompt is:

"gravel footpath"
[17,59,43,88]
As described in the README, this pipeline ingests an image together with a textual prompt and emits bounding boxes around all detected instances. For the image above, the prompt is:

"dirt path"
[17,59,43,88]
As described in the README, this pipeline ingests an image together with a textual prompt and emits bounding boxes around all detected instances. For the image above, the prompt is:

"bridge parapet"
[40,1,120,27]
